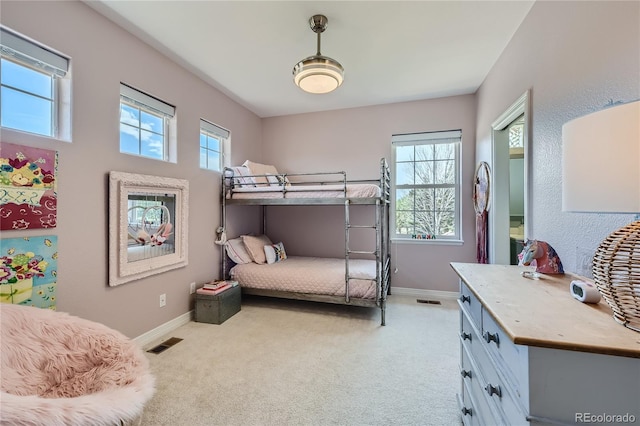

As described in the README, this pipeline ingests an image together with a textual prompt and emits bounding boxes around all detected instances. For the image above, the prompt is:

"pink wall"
[1,1,262,338]
[262,95,478,292]
[475,1,639,273]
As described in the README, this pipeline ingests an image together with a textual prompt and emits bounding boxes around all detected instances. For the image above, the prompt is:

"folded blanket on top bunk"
[228,184,381,199]
[225,160,381,199]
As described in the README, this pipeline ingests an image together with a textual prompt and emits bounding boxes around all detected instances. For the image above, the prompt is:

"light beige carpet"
[140,294,461,426]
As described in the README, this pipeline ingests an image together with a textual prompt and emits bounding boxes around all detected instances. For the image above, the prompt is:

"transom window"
[391,130,462,242]
[509,121,524,148]
[199,119,230,172]
[0,27,70,140]
[119,83,175,162]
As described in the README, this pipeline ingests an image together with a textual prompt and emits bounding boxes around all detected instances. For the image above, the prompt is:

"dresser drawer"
[481,308,529,404]
[460,343,496,426]
[462,306,529,424]
[459,282,482,329]
[478,364,526,425]
[457,388,476,426]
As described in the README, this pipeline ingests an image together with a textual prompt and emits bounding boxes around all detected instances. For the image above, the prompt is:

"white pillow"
[264,242,287,264]
[227,166,255,187]
[243,160,279,187]
[241,234,273,264]
[225,237,252,264]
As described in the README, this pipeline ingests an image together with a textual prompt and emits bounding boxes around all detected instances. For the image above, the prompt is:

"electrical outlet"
[159,293,166,307]
[576,247,595,278]
[189,282,196,294]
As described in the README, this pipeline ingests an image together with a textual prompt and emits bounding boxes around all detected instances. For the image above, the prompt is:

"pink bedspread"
[230,256,378,299]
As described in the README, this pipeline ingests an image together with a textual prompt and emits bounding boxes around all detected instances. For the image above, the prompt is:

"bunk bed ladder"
[344,198,382,311]
[344,158,390,325]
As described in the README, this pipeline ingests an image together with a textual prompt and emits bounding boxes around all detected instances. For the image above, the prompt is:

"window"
[391,130,462,242]
[119,83,175,161]
[199,119,229,172]
[0,27,70,139]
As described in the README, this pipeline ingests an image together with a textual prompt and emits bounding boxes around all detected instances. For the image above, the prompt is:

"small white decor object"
[570,280,602,303]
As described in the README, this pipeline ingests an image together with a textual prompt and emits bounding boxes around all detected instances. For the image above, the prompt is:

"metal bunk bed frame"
[220,158,391,325]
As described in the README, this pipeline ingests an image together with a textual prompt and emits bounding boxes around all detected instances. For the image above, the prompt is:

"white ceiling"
[85,1,535,118]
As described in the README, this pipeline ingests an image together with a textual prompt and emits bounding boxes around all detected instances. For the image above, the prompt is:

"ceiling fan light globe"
[293,56,344,94]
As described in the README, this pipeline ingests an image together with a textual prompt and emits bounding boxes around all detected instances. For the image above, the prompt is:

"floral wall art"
[0,142,58,231]
[0,235,58,309]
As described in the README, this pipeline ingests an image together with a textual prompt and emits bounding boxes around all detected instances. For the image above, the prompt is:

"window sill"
[391,238,464,246]
[1,127,71,144]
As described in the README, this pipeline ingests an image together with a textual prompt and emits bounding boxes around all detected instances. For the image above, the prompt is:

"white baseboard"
[134,310,193,349]
[389,286,459,300]
[133,288,457,346]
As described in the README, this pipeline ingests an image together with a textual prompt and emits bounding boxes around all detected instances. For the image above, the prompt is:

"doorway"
[489,91,530,265]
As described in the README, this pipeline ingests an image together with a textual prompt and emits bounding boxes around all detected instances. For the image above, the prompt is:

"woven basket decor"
[592,220,640,332]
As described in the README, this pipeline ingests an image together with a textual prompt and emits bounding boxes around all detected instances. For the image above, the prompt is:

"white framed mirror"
[109,171,189,286]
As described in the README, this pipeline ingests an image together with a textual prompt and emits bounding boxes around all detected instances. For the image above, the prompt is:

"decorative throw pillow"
[241,234,273,264]
[228,166,255,187]
[264,242,287,264]
[275,174,289,186]
[225,238,252,264]
[243,160,279,187]
[266,173,282,187]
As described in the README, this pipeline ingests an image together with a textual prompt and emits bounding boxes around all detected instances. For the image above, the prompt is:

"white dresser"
[451,263,640,426]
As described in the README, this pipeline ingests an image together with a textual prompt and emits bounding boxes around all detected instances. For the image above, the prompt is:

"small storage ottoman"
[195,285,241,324]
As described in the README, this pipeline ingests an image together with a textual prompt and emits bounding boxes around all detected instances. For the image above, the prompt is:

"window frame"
[199,119,230,172]
[391,130,463,244]
[119,83,175,162]
[0,26,70,140]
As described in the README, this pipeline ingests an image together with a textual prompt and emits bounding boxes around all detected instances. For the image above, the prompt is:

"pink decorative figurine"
[519,239,564,274]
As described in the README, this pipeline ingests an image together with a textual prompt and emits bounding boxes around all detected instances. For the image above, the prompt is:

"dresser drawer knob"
[461,332,472,341]
[485,384,502,398]
[460,294,471,304]
[483,331,500,346]
[461,407,473,416]
[460,369,472,379]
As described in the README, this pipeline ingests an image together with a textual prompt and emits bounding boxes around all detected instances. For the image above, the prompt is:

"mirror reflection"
[127,193,176,262]
[508,115,525,265]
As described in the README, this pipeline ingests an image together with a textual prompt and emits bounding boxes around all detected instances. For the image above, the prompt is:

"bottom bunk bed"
[231,256,388,325]
[223,236,389,325]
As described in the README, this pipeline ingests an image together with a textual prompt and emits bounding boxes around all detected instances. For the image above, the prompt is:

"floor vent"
[416,299,442,305]
[147,337,183,354]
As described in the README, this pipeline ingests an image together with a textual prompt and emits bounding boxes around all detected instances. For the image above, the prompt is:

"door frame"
[489,90,531,264]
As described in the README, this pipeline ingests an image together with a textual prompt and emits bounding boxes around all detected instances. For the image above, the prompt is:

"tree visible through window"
[392,130,461,241]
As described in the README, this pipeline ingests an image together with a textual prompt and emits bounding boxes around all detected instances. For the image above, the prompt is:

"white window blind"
[0,27,68,77]
[391,130,462,146]
[120,83,175,117]
[200,119,230,139]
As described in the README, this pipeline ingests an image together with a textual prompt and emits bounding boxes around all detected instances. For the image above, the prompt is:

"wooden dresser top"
[450,262,640,358]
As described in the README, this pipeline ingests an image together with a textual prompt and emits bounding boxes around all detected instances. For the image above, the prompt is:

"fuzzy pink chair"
[0,304,155,426]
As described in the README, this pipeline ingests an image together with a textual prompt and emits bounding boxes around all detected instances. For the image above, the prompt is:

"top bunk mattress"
[230,256,378,299]
[226,183,381,200]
